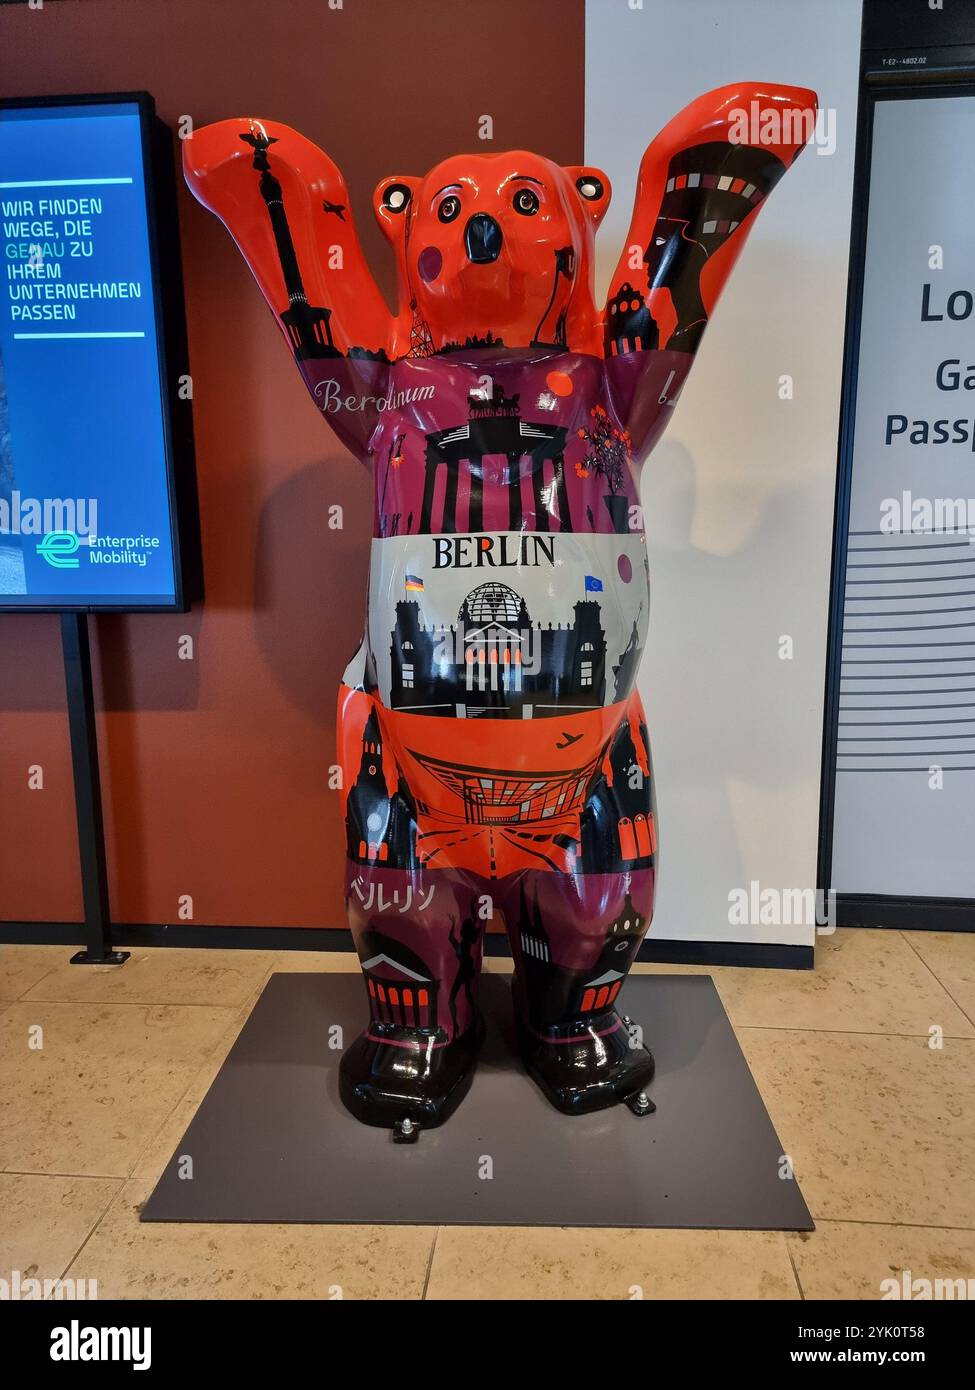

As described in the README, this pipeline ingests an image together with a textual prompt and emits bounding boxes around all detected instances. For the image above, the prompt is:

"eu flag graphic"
[584,575,603,593]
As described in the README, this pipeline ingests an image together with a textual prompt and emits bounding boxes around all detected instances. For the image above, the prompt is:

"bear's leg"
[336,685,488,1132]
[505,701,658,1115]
[339,860,487,1132]
[506,869,656,1115]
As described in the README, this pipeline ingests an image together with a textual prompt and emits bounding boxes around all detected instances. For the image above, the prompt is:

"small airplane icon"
[555,730,584,749]
[323,200,347,220]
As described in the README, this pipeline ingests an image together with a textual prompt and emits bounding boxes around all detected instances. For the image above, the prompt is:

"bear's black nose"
[464,213,503,264]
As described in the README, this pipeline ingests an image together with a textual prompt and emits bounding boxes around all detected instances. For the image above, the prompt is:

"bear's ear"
[565,166,611,228]
[374,174,419,243]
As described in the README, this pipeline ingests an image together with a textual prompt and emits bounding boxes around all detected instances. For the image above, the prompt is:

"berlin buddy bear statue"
[184,81,817,1138]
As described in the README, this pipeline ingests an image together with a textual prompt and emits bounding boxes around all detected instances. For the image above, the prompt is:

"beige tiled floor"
[0,930,973,1300]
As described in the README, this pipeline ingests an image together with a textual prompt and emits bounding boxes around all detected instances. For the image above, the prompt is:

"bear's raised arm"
[602,82,817,457]
[183,118,392,453]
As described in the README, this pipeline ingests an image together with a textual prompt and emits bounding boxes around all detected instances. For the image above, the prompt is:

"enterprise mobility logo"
[33,531,162,571]
[0,493,162,570]
[37,531,81,568]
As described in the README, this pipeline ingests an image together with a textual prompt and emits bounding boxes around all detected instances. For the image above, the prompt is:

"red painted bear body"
[184,81,816,1130]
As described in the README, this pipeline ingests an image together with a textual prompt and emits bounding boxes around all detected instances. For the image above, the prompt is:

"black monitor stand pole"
[60,612,128,966]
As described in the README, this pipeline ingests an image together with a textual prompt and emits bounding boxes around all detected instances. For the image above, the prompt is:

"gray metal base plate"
[142,972,813,1230]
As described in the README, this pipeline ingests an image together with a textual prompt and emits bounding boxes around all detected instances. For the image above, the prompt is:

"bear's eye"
[513,188,539,216]
[438,195,461,223]
[576,175,604,202]
[382,183,412,213]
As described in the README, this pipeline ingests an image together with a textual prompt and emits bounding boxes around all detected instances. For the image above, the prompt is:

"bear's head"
[374,151,610,357]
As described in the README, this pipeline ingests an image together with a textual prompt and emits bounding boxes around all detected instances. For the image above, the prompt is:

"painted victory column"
[184,82,817,1136]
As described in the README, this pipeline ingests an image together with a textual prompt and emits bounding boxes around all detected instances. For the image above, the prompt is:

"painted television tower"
[240,125,340,361]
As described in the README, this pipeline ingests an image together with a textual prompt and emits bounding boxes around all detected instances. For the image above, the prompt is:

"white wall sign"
[829,92,975,902]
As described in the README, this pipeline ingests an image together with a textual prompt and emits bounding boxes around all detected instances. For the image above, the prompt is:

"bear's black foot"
[339,1015,484,1132]
[516,1009,655,1117]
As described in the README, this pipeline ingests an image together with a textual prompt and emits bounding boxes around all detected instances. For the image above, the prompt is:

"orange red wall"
[0,0,585,929]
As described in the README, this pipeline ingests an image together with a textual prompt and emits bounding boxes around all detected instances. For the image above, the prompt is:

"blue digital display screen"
[0,100,181,609]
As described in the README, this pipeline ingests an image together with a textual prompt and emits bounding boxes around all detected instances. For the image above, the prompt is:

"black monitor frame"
[0,90,202,613]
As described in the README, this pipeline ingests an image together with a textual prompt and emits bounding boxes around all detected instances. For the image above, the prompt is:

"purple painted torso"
[301,348,690,718]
